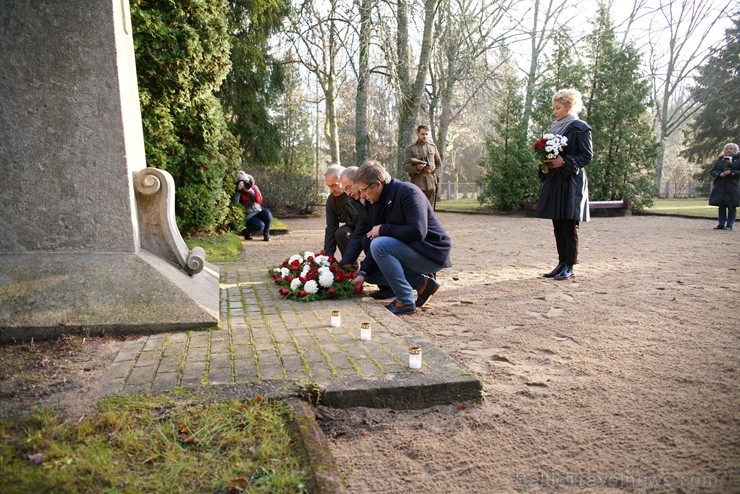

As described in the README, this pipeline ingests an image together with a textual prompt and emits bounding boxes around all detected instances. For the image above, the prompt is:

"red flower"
[274,278,283,284]
[335,271,345,282]
[299,276,307,284]
[284,274,294,282]
[534,138,547,151]
[306,256,315,263]
[279,288,289,296]
[290,260,300,270]
[328,287,336,297]
[328,255,336,263]
[281,260,288,268]
[298,290,307,298]
[354,283,364,294]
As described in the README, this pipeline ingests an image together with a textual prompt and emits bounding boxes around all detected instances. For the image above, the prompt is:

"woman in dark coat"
[536,88,593,280]
[708,142,740,231]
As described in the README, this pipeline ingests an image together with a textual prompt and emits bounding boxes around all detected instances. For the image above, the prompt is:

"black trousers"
[552,219,580,266]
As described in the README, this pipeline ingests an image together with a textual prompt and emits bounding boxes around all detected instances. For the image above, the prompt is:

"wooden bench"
[523,200,632,216]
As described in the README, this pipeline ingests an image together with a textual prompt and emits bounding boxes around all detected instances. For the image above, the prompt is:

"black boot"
[554,265,574,280]
[244,230,253,240]
[543,263,565,278]
[263,230,270,242]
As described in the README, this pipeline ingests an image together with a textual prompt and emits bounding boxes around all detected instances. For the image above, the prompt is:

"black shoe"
[714,225,725,230]
[554,265,574,280]
[415,276,440,307]
[263,231,270,241]
[543,263,565,278]
[385,300,416,315]
[370,285,394,299]
[244,231,253,240]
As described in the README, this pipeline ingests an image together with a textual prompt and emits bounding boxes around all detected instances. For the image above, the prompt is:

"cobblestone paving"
[102,262,473,400]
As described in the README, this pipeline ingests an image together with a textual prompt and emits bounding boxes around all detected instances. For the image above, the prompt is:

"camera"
[422,156,430,167]
[239,179,253,189]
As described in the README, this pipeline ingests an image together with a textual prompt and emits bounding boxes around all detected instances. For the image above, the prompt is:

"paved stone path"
[103,262,481,408]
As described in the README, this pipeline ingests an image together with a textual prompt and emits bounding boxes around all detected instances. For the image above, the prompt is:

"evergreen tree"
[479,68,540,210]
[275,59,315,173]
[583,5,658,207]
[219,0,289,168]
[530,33,587,136]
[682,13,740,164]
[131,0,240,234]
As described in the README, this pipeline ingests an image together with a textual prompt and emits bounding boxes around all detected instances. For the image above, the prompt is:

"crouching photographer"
[233,171,272,241]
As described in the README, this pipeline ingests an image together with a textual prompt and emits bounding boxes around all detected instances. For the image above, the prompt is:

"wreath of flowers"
[269,250,363,301]
[534,133,568,170]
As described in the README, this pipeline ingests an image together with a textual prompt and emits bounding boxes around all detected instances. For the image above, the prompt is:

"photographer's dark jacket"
[348,179,452,277]
[536,120,593,221]
[708,154,740,206]
[404,140,441,192]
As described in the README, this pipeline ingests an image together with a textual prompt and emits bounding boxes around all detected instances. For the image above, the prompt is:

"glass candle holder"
[408,346,422,369]
[360,322,372,341]
[330,310,341,327]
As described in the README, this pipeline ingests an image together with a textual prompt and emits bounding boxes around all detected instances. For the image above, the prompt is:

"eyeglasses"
[358,182,378,194]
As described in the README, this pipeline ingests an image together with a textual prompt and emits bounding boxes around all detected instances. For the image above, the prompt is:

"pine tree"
[530,33,587,136]
[479,68,540,210]
[219,0,289,168]
[275,59,315,173]
[583,5,658,207]
[682,13,740,164]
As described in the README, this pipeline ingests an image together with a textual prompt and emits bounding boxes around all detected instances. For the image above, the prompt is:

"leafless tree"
[287,0,357,166]
[646,0,732,193]
[426,0,513,178]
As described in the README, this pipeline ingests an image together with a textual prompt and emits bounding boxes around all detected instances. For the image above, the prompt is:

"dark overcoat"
[347,179,452,277]
[536,120,593,221]
[708,154,740,207]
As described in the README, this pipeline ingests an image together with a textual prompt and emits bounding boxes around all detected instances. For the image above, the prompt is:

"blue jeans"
[367,237,445,306]
[718,206,736,229]
[247,209,272,233]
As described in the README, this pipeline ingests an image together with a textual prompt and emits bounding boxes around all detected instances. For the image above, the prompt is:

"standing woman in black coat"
[708,142,740,231]
[536,88,593,280]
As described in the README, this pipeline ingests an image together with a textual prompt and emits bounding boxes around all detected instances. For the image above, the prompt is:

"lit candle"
[330,310,341,327]
[408,346,422,369]
[360,322,372,341]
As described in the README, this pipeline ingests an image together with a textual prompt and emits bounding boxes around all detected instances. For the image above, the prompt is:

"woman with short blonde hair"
[536,88,593,280]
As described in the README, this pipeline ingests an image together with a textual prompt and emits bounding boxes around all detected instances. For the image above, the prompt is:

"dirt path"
[278,212,739,493]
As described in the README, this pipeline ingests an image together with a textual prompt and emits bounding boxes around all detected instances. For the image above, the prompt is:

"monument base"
[0,250,219,343]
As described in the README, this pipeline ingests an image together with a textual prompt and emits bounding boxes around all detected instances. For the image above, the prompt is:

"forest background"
[129,0,738,235]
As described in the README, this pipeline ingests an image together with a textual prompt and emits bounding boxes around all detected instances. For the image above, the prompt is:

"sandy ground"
[264,211,740,493]
[2,210,738,493]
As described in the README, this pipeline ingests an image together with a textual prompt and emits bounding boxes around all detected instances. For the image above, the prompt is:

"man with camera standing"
[404,125,441,206]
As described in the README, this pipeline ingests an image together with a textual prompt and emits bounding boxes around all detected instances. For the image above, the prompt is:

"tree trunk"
[355,0,372,165]
[395,0,439,175]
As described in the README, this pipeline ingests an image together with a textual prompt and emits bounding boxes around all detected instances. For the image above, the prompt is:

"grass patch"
[435,198,491,214]
[636,198,716,219]
[0,396,309,494]
[435,197,717,219]
[185,218,291,262]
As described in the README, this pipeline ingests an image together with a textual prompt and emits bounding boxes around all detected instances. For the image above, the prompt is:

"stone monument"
[0,0,219,343]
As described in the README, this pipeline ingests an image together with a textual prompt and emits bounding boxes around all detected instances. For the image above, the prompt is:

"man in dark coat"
[708,143,740,231]
[324,165,358,258]
[536,88,593,281]
[349,160,452,315]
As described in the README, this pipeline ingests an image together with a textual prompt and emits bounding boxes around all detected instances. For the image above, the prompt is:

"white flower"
[288,254,303,265]
[318,271,335,288]
[314,255,330,266]
[273,267,282,273]
[280,267,290,277]
[304,280,319,294]
[290,278,303,291]
[303,251,315,260]
[300,265,310,277]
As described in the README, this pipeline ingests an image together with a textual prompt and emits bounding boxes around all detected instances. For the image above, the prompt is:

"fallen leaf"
[28,453,45,465]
